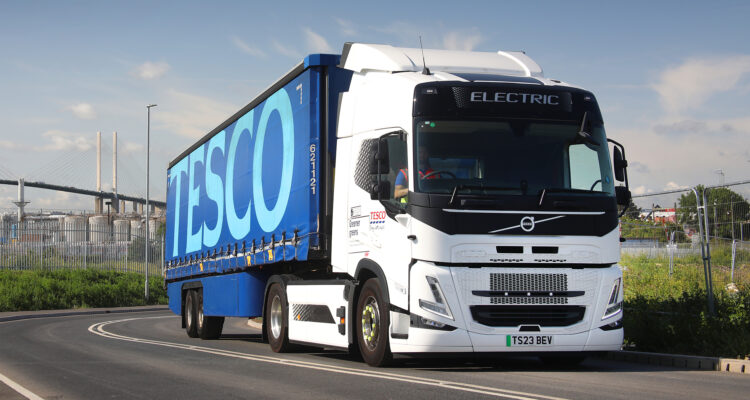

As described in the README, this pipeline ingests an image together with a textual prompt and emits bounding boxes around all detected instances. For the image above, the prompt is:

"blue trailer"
[165,54,351,337]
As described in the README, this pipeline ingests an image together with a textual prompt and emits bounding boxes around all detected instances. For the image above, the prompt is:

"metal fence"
[621,181,750,313]
[0,218,164,276]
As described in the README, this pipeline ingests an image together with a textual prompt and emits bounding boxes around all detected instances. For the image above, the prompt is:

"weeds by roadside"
[0,269,167,311]
[622,254,750,358]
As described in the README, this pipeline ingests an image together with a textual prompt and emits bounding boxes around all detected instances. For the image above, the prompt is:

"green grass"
[621,254,750,358]
[0,269,167,312]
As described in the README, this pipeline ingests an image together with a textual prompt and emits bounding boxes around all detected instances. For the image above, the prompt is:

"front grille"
[490,297,568,305]
[488,273,570,305]
[470,305,585,327]
[490,273,567,292]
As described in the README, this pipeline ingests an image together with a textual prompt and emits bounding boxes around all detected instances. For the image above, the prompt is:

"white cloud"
[122,141,144,154]
[303,28,333,53]
[632,185,648,196]
[154,89,238,140]
[663,181,688,191]
[0,140,18,149]
[442,30,483,51]
[231,36,266,58]
[335,18,357,36]
[132,61,171,80]
[272,40,302,58]
[652,55,750,114]
[68,103,96,120]
[35,130,93,152]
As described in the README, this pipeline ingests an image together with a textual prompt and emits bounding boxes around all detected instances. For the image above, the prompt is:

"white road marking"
[89,316,569,400]
[0,371,45,400]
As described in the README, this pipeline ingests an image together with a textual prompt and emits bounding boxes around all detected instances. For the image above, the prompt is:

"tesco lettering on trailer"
[166,69,320,263]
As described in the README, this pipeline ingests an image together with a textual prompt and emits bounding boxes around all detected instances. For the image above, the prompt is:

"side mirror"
[615,186,631,207]
[368,138,389,175]
[370,181,391,200]
[613,146,627,182]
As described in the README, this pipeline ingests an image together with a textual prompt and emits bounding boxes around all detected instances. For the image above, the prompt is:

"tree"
[677,185,750,240]
[623,197,642,219]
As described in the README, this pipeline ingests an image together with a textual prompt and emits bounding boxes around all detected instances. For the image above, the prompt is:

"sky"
[1,0,749,212]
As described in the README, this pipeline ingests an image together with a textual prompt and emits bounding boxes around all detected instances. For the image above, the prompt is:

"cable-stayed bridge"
[0,132,165,220]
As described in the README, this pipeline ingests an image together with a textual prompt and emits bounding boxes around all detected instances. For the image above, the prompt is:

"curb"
[605,350,750,375]
[0,306,170,323]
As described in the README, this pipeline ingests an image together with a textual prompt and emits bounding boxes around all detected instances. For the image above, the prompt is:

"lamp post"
[145,104,157,301]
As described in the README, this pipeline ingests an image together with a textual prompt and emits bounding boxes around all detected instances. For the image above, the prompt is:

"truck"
[165,43,631,367]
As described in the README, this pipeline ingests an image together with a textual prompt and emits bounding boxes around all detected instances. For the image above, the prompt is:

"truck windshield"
[414,119,615,197]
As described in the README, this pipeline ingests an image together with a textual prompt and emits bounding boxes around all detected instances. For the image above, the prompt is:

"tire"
[356,278,392,367]
[196,290,224,340]
[184,290,199,338]
[265,283,291,353]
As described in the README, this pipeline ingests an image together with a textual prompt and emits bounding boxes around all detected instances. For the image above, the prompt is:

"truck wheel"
[184,290,199,338]
[356,278,392,367]
[196,290,224,340]
[266,283,291,352]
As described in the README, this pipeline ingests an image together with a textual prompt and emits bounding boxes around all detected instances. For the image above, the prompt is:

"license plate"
[506,335,553,347]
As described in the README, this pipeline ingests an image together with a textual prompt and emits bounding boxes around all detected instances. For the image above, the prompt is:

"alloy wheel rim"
[361,296,379,350]
[270,295,282,339]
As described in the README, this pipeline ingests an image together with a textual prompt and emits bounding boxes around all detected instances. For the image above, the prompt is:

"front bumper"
[389,261,623,354]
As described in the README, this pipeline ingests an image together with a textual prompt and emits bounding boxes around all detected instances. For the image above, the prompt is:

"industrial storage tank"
[148,218,160,240]
[54,216,66,242]
[64,215,87,242]
[113,219,130,242]
[88,215,109,243]
[130,219,143,239]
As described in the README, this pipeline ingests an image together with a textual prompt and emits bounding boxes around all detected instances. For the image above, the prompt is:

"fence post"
[731,239,737,283]
[692,187,715,316]
[668,231,675,277]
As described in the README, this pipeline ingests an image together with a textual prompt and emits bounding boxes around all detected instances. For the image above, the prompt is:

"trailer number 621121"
[309,144,317,195]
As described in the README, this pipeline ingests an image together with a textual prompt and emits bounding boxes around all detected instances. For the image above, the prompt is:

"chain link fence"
[0,217,164,276]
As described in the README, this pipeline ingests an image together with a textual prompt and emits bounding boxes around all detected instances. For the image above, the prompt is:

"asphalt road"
[0,310,747,400]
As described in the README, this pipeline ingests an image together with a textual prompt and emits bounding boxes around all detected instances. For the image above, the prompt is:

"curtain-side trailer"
[165,43,631,367]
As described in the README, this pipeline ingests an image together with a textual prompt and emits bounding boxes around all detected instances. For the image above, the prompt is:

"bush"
[0,269,167,311]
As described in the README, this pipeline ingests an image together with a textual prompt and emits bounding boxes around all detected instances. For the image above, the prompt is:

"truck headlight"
[418,276,454,320]
[602,277,622,320]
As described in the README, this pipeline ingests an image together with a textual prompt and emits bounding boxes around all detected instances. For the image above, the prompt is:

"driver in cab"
[394,147,441,201]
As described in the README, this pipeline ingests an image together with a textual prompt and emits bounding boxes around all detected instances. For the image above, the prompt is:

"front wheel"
[356,278,392,367]
[265,283,291,353]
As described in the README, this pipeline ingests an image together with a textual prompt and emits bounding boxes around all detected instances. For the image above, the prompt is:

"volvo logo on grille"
[489,214,565,234]
[520,217,535,232]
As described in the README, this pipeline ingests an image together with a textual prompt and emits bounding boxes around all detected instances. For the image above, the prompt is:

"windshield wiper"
[449,184,519,205]
[538,187,601,207]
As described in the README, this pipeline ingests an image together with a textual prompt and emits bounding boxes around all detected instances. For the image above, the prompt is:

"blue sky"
[1,0,749,210]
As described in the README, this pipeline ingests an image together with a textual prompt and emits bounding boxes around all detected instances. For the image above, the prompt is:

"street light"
[145,104,157,301]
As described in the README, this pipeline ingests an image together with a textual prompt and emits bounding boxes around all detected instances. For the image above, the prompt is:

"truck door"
[348,130,411,310]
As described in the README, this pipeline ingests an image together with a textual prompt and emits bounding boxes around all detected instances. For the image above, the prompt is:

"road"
[0,310,747,400]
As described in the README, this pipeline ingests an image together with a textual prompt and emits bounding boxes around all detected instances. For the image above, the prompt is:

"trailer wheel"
[196,290,224,340]
[266,283,291,353]
[184,290,199,338]
[356,278,392,367]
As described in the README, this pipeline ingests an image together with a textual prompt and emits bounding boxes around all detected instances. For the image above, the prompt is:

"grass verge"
[622,254,750,358]
[0,269,167,312]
